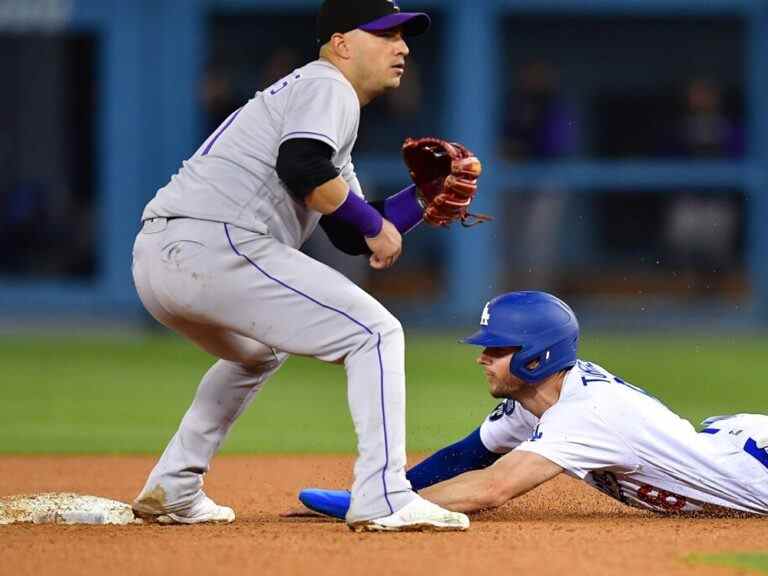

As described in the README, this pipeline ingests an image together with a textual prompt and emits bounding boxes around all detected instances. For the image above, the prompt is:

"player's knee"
[343,312,402,360]
[375,313,403,344]
[348,313,405,354]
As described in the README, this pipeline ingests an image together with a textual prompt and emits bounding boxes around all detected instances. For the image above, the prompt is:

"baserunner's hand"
[366,219,402,270]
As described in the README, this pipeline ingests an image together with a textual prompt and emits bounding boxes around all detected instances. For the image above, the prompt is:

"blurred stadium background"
[1,0,767,453]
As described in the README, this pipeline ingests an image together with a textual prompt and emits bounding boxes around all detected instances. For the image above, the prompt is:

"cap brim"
[359,12,431,37]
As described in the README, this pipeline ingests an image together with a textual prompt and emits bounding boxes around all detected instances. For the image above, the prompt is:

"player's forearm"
[419,468,510,513]
[305,176,350,214]
[319,184,425,256]
[419,450,564,513]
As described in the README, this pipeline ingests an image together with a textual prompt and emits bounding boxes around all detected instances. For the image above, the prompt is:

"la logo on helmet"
[386,0,401,11]
[480,302,490,326]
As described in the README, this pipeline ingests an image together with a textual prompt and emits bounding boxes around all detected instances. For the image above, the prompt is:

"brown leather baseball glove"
[402,137,490,227]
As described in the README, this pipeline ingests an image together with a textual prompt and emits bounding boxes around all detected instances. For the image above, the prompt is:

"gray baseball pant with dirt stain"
[131,217,416,523]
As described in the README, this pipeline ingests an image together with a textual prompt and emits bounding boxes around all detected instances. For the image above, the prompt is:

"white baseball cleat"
[348,495,469,533]
[133,493,235,525]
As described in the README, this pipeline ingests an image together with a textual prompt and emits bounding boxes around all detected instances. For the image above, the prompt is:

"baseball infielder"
[299,292,768,519]
[131,0,474,532]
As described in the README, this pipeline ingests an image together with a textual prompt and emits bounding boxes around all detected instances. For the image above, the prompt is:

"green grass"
[688,553,768,574]
[1,332,766,454]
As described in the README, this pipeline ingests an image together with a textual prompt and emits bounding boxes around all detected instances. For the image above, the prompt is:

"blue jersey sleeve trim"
[744,438,768,471]
[406,427,501,491]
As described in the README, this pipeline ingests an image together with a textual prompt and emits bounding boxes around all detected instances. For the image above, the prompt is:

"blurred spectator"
[500,60,575,291]
[257,47,301,88]
[201,64,239,131]
[665,193,740,273]
[0,34,96,279]
[662,78,744,279]
[0,180,94,278]
[202,48,301,134]
[674,78,744,158]
[502,59,576,161]
[0,182,50,274]
[501,184,568,292]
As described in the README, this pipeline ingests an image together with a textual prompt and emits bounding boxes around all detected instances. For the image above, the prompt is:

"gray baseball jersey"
[142,59,364,248]
[131,59,416,524]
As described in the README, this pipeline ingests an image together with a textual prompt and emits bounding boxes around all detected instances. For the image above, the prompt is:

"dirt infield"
[0,455,763,576]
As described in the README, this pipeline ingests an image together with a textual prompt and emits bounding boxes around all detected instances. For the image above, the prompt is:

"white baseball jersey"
[480,360,768,515]
[142,59,363,248]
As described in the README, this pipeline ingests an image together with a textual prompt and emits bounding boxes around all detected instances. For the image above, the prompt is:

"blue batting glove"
[298,488,350,520]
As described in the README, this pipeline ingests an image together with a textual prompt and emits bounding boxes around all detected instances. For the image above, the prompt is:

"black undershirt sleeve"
[276,138,382,256]
[276,138,339,202]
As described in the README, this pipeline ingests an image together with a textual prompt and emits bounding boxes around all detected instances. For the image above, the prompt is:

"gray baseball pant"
[131,217,415,522]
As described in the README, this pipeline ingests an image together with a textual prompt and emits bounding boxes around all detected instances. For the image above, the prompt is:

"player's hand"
[366,219,402,270]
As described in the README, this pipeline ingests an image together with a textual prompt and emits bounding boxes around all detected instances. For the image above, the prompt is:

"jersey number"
[268,73,301,96]
[637,484,687,511]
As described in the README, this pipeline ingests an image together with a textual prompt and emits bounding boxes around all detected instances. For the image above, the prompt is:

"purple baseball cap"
[317,0,431,45]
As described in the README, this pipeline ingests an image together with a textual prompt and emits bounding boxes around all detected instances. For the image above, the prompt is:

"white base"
[0,493,138,525]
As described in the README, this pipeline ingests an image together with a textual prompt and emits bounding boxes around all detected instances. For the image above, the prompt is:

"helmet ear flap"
[508,350,546,373]
[511,339,576,384]
[509,347,549,383]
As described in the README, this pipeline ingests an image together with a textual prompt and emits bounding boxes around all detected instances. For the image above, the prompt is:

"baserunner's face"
[476,347,525,398]
[348,27,410,95]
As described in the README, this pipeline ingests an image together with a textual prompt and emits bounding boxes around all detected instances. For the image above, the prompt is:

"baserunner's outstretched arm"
[298,427,502,519]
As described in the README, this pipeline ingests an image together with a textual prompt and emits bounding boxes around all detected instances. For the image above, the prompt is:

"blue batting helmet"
[462,291,579,383]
